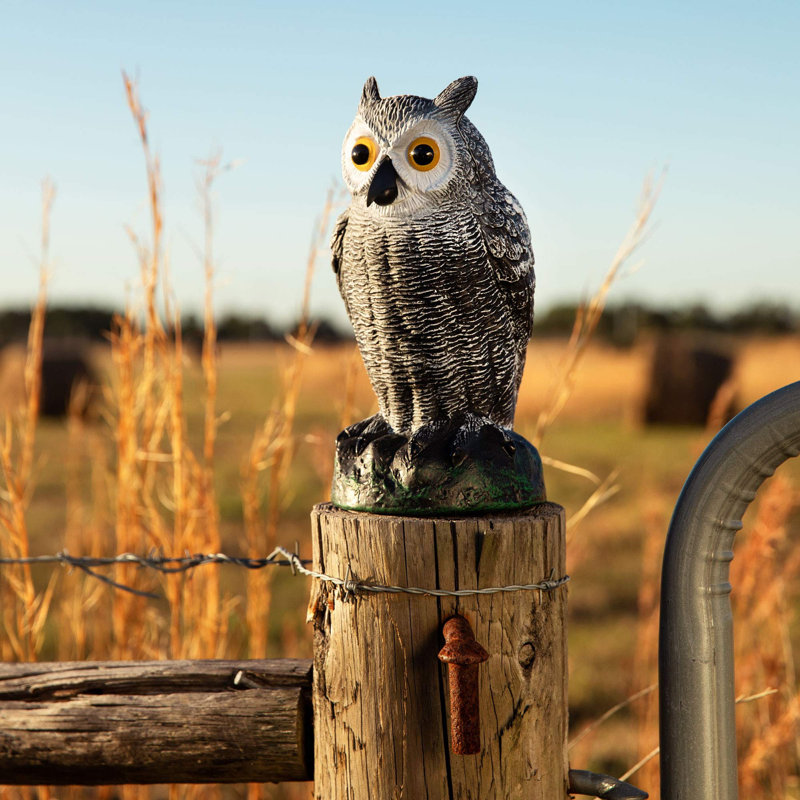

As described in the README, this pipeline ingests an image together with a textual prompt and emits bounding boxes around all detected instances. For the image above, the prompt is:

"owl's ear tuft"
[360,77,381,108]
[433,76,478,119]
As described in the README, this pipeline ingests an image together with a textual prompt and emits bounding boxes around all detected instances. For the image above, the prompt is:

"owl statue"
[330,76,544,514]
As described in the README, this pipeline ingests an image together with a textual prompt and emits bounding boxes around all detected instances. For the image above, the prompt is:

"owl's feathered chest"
[340,206,493,316]
[338,204,521,431]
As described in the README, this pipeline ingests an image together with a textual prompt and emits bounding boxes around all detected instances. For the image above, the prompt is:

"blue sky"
[1,0,798,327]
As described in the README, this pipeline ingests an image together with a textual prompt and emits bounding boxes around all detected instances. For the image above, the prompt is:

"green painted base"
[331,412,546,516]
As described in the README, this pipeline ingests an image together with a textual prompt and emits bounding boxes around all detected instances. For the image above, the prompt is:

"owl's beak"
[367,157,399,207]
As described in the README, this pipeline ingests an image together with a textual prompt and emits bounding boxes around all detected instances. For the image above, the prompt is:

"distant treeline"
[0,301,796,348]
[0,307,352,346]
[535,300,798,346]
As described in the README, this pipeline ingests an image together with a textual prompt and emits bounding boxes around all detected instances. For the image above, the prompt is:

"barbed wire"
[0,549,311,599]
[0,546,569,601]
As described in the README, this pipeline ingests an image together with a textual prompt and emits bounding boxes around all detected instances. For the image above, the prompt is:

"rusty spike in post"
[437,614,490,755]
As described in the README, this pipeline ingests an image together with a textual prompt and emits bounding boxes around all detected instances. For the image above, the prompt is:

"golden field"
[2,332,800,799]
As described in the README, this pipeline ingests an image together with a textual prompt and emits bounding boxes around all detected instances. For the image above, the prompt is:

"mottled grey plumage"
[333,76,535,435]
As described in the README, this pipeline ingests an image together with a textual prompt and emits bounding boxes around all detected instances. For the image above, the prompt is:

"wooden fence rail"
[0,659,312,785]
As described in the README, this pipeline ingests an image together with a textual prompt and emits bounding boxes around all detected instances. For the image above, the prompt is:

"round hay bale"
[643,334,737,426]
[0,340,98,418]
[40,341,98,418]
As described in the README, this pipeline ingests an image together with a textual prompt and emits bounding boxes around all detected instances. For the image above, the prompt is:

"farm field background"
[3,331,799,798]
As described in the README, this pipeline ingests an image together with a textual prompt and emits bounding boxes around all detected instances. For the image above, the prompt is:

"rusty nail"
[437,614,489,755]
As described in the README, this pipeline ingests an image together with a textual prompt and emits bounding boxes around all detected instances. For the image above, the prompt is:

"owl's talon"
[502,440,517,459]
[338,413,392,444]
[369,434,406,468]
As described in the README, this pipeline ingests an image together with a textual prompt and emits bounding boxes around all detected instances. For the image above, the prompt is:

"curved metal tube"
[659,381,800,800]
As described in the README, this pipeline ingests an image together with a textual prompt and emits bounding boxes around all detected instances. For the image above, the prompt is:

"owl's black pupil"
[411,144,435,166]
[351,144,370,165]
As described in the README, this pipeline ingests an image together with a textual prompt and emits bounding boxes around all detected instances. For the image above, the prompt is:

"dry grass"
[527,173,663,544]
[241,183,337,672]
[733,474,800,797]
[532,171,663,448]
[0,180,55,800]
[0,179,55,667]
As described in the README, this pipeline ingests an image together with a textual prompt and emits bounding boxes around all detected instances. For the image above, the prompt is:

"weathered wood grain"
[0,659,312,785]
[311,502,568,800]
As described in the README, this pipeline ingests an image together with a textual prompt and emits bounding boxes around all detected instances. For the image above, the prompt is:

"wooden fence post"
[310,501,568,799]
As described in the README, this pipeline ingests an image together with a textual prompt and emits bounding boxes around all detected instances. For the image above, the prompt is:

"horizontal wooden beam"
[0,659,313,785]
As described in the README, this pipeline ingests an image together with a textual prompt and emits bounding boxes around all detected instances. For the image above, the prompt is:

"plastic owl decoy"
[331,76,545,514]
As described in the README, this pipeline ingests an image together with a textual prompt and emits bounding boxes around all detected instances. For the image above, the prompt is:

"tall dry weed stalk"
[241,184,337,662]
[629,498,668,793]
[533,173,663,449]
[0,179,57,664]
[58,392,112,661]
[532,174,663,544]
[238,179,338,800]
[733,474,800,796]
[107,73,235,669]
[109,72,243,800]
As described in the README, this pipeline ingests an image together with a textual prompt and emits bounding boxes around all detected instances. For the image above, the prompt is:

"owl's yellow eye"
[407,137,440,171]
[351,136,378,171]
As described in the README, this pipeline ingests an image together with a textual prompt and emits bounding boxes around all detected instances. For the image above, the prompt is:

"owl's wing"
[484,194,536,376]
[481,188,535,299]
[331,209,349,276]
[330,209,351,314]
[461,120,535,350]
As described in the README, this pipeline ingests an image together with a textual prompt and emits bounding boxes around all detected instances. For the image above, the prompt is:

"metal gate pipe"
[659,381,800,800]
